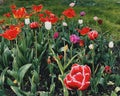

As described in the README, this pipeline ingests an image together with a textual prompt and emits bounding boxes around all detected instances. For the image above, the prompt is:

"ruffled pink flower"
[70,34,80,44]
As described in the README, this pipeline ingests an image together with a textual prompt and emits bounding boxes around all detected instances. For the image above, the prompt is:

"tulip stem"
[70,43,73,58]
[77,90,82,96]
[35,30,37,58]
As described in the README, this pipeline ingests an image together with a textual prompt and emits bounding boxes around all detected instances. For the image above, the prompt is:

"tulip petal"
[73,72,83,82]
[67,79,82,90]
[78,82,90,91]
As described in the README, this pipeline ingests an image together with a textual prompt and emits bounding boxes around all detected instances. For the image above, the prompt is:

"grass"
[0,0,120,41]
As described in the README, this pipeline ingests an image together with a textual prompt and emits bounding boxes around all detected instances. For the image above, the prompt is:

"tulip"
[104,65,112,74]
[88,44,94,50]
[80,11,86,16]
[62,22,67,26]
[25,18,30,25]
[64,64,91,91]
[69,2,75,7]
[29,22,39,29]
[79,40,84,47]
[45,21,52,30]
[97,19,103,24]
[88,30,98,40]
[93,16,98,21]
[53,32,59,39]
[70,34,80,44]
[78,19,83,24]
[108,41,114,48]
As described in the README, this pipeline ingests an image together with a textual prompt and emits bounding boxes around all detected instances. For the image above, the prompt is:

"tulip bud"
[47,56,51,64]
[45,21,52,30]
[13,80,17,84]
[108,41,114,48]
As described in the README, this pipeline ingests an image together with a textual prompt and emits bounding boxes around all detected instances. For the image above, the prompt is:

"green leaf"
[49,83,55,95]
[7,70,17,79]
[37,91,49,96]
[32,70,39,84]
[11,86,31,96]
[7,78,15,86]
[18,64,32,83]
[0,67,8,86]
[111,91,117,96]
[64,54,78,70]
[11,86,23,96]
[29,78,37,94]
[0,89,7,96]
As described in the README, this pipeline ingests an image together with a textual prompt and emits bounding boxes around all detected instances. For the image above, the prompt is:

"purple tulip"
[80,11,86,16]
[70,34,80,44]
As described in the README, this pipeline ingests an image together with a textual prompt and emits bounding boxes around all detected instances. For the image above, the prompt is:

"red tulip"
[29,22,39,29]
[12,7,27,19]
[77,27,91,36]
[0,25,21,40]
[62,8,76,18]
[4,12,11,18]
[104,65,112,74]
[32,4,43,13]
[79,40,84,47]
[88,30,98,40]
[64,64,91,91]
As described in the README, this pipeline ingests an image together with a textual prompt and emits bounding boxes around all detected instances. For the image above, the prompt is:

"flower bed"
[0,3,120,96]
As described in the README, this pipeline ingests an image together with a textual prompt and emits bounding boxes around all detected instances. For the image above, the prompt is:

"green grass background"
[0,0,120,41]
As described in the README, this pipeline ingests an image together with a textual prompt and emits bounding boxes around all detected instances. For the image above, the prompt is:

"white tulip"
[89,44,94,50]
[93,16,98,21]
[25,18,30,25]
[69,2,75,7]
[62,22,67,26]
[45,21,52,30]
[108,41,114,48]
[78,19,83,24]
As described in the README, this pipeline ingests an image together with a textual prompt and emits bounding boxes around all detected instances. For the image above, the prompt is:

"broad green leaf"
[18,64,32,83]
[11,86,31,96]
[0,67,8,86]
[7,78,15,86]
[11,86,23,96]
[16,46,27,65]
[7,70,17,79]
